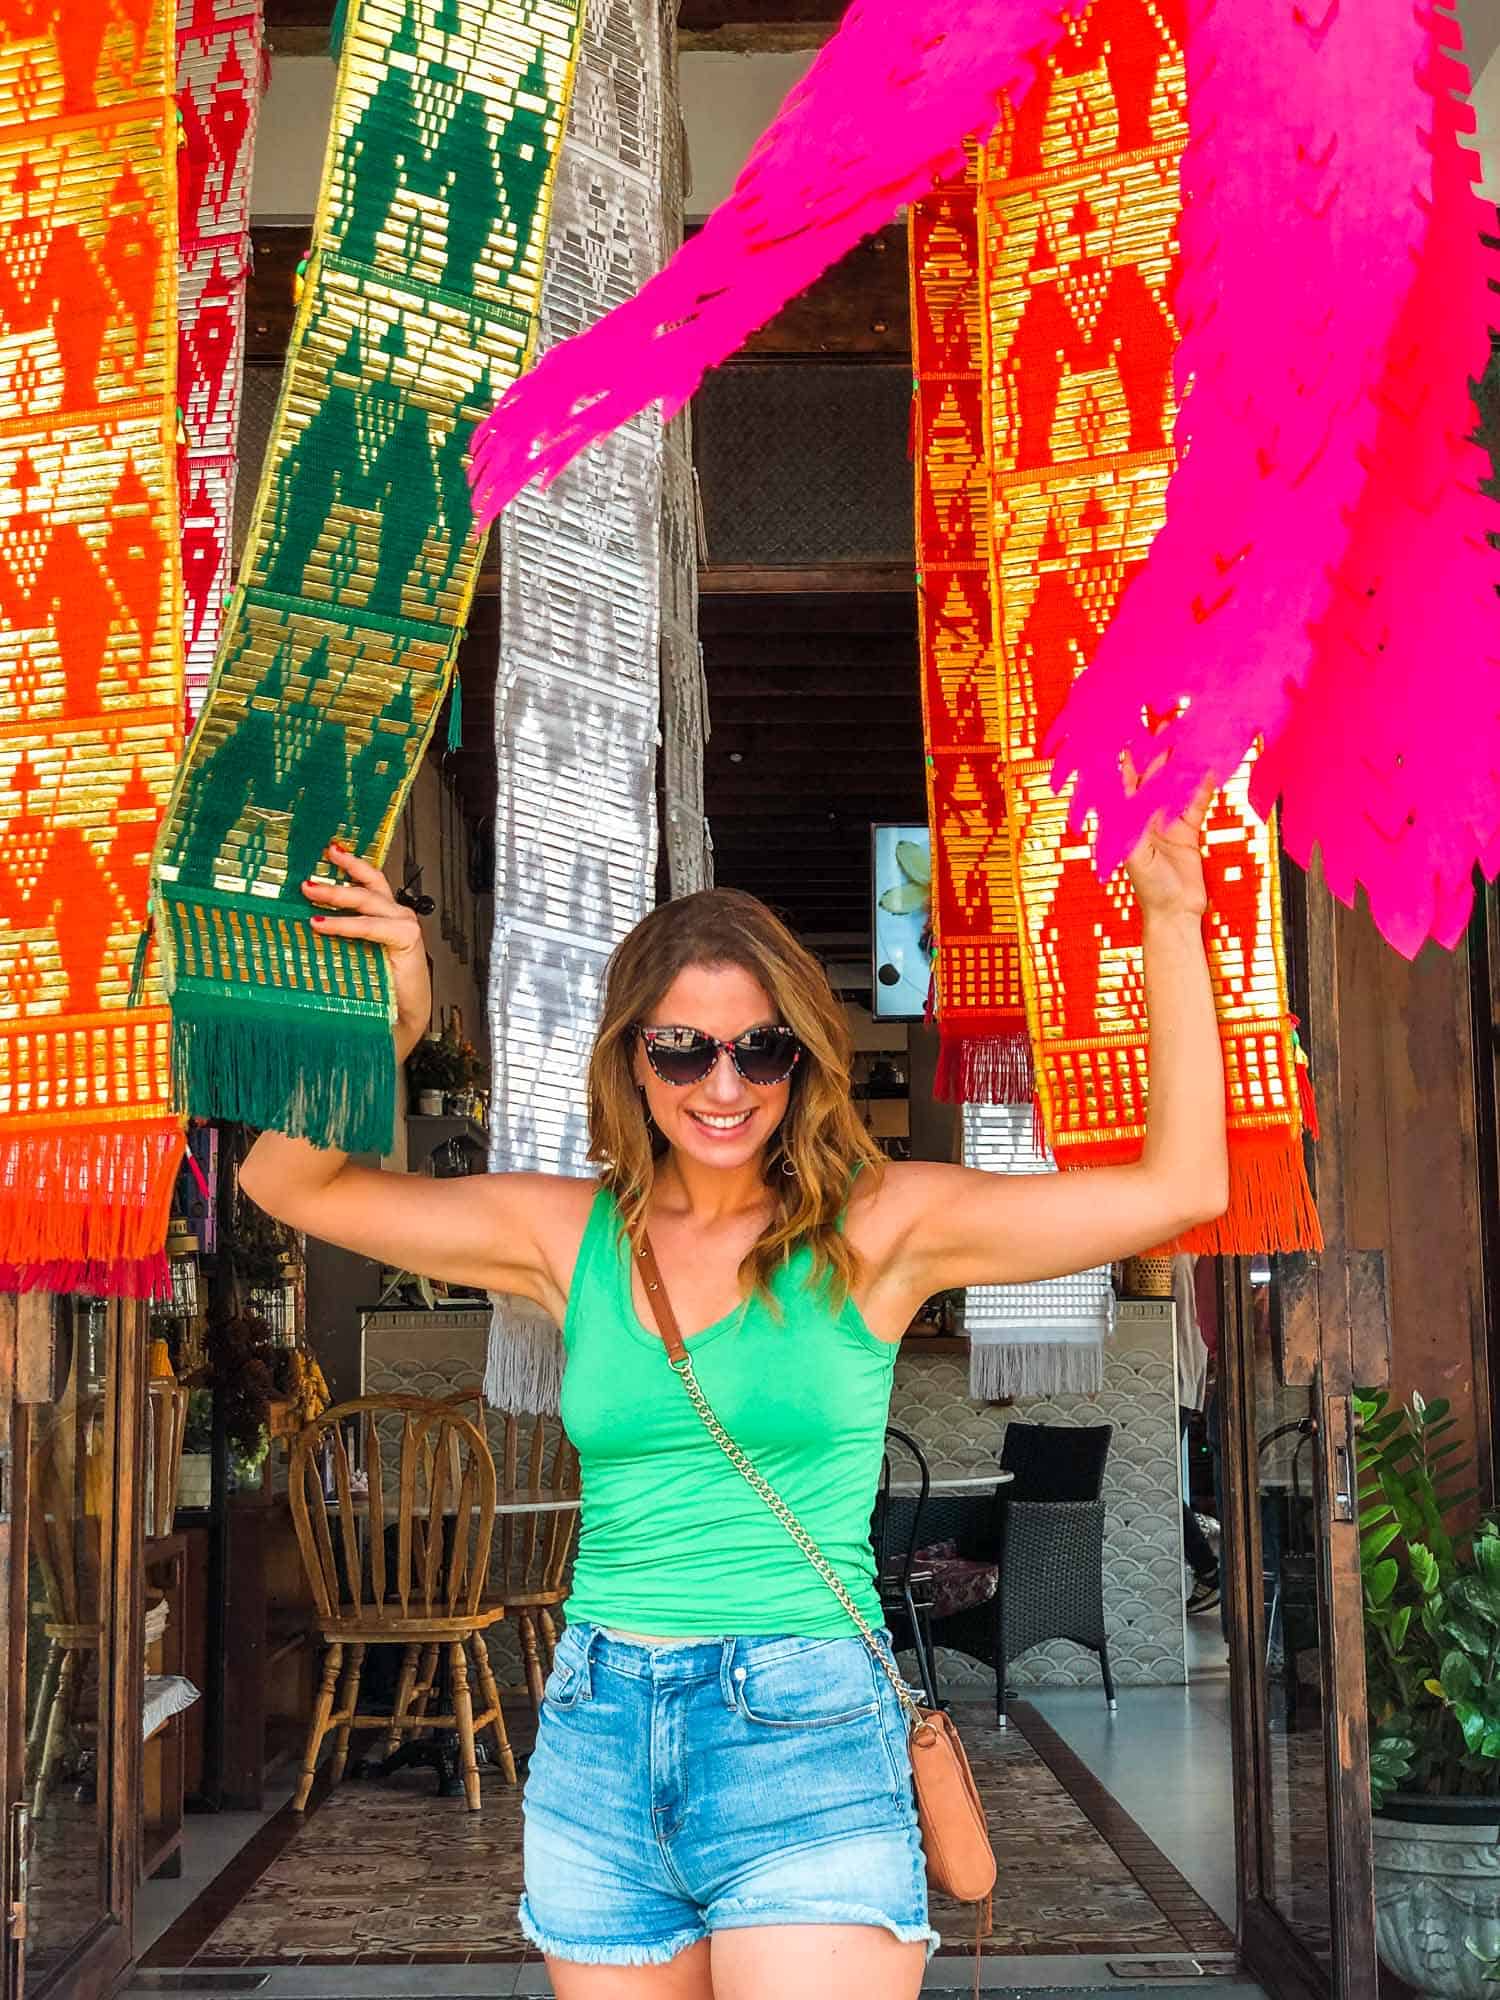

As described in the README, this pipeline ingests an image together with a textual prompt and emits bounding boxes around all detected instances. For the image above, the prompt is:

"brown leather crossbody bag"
[635,1235,997,1938]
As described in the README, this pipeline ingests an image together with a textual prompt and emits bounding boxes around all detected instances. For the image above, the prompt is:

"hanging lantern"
[165,1220,202,1320]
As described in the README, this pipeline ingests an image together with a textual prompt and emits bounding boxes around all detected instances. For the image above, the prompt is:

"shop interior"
[10,5,1499,2000]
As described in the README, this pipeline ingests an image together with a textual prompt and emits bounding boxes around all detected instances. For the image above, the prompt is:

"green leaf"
[895,839,930,887]
[1418,1396,1450,1424]
[1409,1543,1440,1595]
[879,881,928,915]
[1454,1702,1490,1756]
[1367,1558,1399,1607]
[1361,1520,1403,1563]
[1389,1605,1412,1651]
[1440,1650,1479,1699]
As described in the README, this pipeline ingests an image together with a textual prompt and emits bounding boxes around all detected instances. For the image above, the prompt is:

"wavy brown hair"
[587,888,885,1300]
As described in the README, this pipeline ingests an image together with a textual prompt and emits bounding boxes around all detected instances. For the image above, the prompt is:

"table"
[326,1486,580,1517]
[886,1470,1014,1498]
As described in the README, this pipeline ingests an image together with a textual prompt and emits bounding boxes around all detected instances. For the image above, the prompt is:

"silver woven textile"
[485,0,677,1414]
[962,1103,1116,1399]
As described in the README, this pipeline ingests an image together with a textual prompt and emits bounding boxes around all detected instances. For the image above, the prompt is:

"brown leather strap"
[634,1233,689,1367]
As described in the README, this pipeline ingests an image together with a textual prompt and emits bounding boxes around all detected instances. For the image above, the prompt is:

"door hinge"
[0,1445,10,1525]
[1332,1401,1357,1524]
[8,1801,28,1945]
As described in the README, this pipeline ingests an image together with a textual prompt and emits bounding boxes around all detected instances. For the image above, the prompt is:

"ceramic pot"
[415,1089,444,1116]
[1374,1795,1500,1997]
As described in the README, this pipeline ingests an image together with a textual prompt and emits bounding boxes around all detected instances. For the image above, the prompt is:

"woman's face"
[632,961,797,1179]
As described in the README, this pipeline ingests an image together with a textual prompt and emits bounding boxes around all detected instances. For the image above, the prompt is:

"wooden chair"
[287,1395,514,1812]
[487,1412,580,1715]
[145,1378,188,1539]
[27,1401,105,1817]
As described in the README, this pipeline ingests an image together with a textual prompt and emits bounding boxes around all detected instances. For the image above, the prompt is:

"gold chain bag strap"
[635,1236,997,1930]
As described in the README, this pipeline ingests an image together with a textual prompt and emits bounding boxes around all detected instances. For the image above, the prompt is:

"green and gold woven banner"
[152,0,581,1150]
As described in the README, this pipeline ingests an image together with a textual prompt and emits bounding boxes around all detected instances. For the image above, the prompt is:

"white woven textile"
[962,1103,1116,1399]
[486,0,681,1414]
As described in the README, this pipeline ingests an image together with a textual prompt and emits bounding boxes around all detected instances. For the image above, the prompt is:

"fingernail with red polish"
[311,915,326,926]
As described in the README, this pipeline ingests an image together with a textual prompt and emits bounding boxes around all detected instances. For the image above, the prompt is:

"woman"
[240,795,1226,2000]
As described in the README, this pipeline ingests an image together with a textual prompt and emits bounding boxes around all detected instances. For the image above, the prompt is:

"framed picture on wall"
[870,823,931,1020]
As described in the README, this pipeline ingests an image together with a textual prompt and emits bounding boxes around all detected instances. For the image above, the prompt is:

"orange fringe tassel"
[1054,1129,1324,1258]
[0,1125,185,1291]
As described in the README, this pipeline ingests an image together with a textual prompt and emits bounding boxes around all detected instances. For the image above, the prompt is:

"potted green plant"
[1358,1389,1500,1998]
[176,1389,214,1510]
[405,1031,463,1115]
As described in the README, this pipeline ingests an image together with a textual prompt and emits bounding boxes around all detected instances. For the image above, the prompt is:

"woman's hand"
[1125,777,1213,923]
[301,844,430,1059]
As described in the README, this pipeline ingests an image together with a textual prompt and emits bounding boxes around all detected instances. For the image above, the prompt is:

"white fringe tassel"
[485,1292,565,1415]
[967,1335,1106,1401]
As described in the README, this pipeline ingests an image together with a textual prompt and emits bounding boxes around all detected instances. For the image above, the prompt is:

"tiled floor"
[140,1702,1231,1975]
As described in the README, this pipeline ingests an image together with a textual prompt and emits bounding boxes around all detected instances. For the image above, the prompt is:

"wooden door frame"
[1222,860,1386,2000]
[0,1299,147,2000]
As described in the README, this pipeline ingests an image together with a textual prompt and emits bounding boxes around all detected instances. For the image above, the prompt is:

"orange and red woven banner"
[915,0,1320,1254]
[910,165,1031,1106]
[0,0,185,1293]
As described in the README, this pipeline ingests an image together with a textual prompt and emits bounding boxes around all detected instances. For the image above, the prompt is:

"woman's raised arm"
[879,784,1229,1296]
[236,846,588,1318]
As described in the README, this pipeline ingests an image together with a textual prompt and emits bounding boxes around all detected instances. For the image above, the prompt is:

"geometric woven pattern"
[152,0,582,1154]
[175,0,265,719]
[0,0,186,1294]
[978,0,1319,1253]
[484,0,676,1416]
[910,156,1031,1104]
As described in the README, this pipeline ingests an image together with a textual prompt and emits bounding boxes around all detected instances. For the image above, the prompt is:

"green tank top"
[559,1186,896,1638]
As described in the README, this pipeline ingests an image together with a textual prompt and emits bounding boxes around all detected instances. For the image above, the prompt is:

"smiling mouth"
[687,1109,756,1134]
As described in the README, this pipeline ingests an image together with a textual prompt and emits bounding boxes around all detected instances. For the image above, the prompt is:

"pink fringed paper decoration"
[1049,0,1499,957]
[467,0,1090,525]
[1250,14,1500,956]
[176,0,265,721]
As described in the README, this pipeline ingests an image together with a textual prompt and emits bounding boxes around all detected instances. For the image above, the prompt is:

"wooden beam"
[700,563,914,596]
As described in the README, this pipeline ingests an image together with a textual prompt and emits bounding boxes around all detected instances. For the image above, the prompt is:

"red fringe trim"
[1297,1062,1320,1142]
[0,1123,184,1297]
[0,1255,171,1301]
[935,1028,1035,1105]
[1053,1127,1323,1257]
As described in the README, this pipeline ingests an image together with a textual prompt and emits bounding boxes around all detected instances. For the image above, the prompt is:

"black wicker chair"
[869,1427,940,1706]
[924,1421,1116,1725]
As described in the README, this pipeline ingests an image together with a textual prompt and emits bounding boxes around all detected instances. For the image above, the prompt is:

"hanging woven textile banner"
[962,1105,1114,1399]
[0,0,185,1295]
[152,0,582,1154]
[176,0,266,721]
[978,0,1319,1256]
[485,0,674,1416]
[909,157,1030,1107]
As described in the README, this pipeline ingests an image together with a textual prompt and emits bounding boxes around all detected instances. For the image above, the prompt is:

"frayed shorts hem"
[709,1899,939,1958]
[518,1900,705,1965]
[518,1895,939,1966]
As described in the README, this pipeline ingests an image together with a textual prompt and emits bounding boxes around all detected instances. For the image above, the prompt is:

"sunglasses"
[636,1023,804,1088]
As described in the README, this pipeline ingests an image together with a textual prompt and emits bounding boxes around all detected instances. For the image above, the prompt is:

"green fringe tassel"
[329,0,349,56]
[127,919,153,1007]
[170,992,397,1154]
[447,671,462,754]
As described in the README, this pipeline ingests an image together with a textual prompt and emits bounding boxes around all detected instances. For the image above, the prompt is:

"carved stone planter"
[1373,1796,1500,1998]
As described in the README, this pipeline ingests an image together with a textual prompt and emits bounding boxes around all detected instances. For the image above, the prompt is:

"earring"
[781,1156,796,1177]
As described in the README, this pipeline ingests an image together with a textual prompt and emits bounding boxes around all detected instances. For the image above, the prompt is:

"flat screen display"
[870,823,931,1021]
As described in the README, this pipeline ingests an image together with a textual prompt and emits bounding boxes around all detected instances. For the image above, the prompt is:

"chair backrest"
[871,1426,930,1589]
[491,1409,581,1599]
[29,1398,106,1628]
[289,1395,497,1624]
[1000,1421,1112,1502]
[145,1380,189,1539]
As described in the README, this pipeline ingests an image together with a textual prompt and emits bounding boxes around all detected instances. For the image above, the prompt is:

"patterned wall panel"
[891,1300,1186,1689]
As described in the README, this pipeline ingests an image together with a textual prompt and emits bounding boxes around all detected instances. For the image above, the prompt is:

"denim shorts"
[519,1622,937,1965]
